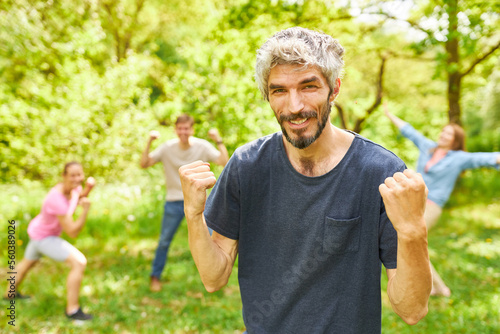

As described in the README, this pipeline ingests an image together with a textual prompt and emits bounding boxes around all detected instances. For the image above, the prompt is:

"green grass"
[0,169,499,333]
[0,181,244,333]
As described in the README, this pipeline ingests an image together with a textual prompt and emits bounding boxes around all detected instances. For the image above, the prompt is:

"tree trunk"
[447,72,462,124]
[333,102,347,129]
[352,55,386,133]
[334,55,386,133]
[445,0,462,125]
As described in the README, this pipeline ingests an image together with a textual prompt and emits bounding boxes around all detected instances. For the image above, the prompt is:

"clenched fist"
[149,130,160,141]
[179,161,217,218]
[379,169,428,237]
[208,129,221,143]
[80,176,96,199]
[78,197,91,210]
[85,177,96,189]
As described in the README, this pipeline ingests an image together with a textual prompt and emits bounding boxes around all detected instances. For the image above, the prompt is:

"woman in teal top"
[385,105,500,296]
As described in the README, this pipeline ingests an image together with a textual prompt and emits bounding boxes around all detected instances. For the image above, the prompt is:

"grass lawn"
[0,169,499,333]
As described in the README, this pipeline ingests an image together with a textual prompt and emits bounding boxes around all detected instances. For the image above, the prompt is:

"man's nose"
[286,90,305,114]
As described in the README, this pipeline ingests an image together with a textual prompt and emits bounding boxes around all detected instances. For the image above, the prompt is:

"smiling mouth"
[289,118,308,125]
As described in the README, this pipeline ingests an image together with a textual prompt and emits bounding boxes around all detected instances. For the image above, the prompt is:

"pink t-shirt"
[27,185,82,240]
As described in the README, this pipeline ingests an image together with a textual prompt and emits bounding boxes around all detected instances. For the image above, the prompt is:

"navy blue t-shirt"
[205,132,405,334]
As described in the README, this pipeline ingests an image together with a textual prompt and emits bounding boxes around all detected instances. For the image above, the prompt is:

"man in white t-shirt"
[140,114,229,291]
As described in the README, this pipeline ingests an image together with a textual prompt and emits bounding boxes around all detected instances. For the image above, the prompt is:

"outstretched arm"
[208,129,229,167]
[179,161,238,292]
[140,130,160,169]
[380,169,432,325]
[383,103,408,129]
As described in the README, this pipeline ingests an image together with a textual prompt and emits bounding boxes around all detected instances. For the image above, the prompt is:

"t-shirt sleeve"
[201,140,221,163]
[460,151,500,171]
[149,143,165,163]
[44,191,69,216]
[204,156,240,240]
[378,162,406,269]
[378,204,398,269]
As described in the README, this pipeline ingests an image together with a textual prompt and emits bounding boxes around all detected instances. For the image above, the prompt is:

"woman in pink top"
[4,162,95,321]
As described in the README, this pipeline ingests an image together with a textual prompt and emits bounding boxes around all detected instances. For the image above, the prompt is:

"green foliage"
[0,0,498,185]
[408,0,499,72]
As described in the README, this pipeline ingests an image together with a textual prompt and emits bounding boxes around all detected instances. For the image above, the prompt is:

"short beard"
[279,94,332,149]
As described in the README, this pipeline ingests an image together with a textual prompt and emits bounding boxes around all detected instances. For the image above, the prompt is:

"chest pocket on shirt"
[323,216,362,254]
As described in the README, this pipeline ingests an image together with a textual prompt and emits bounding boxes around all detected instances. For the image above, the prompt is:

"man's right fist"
[179,161,217,218]
[149,130,160,141]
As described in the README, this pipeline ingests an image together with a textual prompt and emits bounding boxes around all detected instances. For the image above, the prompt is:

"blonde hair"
[255,27,345,101]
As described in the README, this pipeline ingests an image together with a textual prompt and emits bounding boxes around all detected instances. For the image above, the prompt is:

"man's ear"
[330,78,341,102]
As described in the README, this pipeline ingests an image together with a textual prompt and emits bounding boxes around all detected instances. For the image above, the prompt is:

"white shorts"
[24,236,76,262]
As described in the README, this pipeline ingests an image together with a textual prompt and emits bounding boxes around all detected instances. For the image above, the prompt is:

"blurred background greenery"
[1,0,499,185]
[0,0,499,333]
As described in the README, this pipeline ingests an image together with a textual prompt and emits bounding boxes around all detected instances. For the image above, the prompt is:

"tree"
[1,0,496,184]
[379,0,500,124]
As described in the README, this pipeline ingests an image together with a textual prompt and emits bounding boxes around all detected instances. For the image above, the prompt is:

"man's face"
[267,64,339,149]
[175,122,194,144]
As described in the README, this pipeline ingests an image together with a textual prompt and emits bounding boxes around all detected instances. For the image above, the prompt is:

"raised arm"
[208,129,229,167]
[383,103,408,130]
[140,130,160,169]
[59,197,91,239]
[179,161,238,292]
[80,177,96,198]
[379,169,432,325]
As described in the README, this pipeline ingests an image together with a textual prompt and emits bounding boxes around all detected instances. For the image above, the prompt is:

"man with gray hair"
[180,27,432,333]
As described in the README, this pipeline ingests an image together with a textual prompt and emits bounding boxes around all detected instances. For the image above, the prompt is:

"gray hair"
[255,27,345,101]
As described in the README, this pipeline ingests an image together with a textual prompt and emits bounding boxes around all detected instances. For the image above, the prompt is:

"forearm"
[186,213,234,292]
[388,231,431,325]
[140,141,153,168]
[216,142,229,167]
[386,112,407,129]
[80,187,91,198]
[67,209,90,238]
[80,184,94,198]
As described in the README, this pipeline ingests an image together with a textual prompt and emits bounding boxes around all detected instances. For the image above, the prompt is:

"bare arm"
[58,197,91,238]
[383,103,408,130]
[140,130,160,169]
[497,154,500,165]
[79,177,96,198]
[208,129,229,167]
[379,169,432,325]
[179,161,238,292]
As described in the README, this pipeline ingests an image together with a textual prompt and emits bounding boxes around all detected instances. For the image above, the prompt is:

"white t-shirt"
[150,137,221,201]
